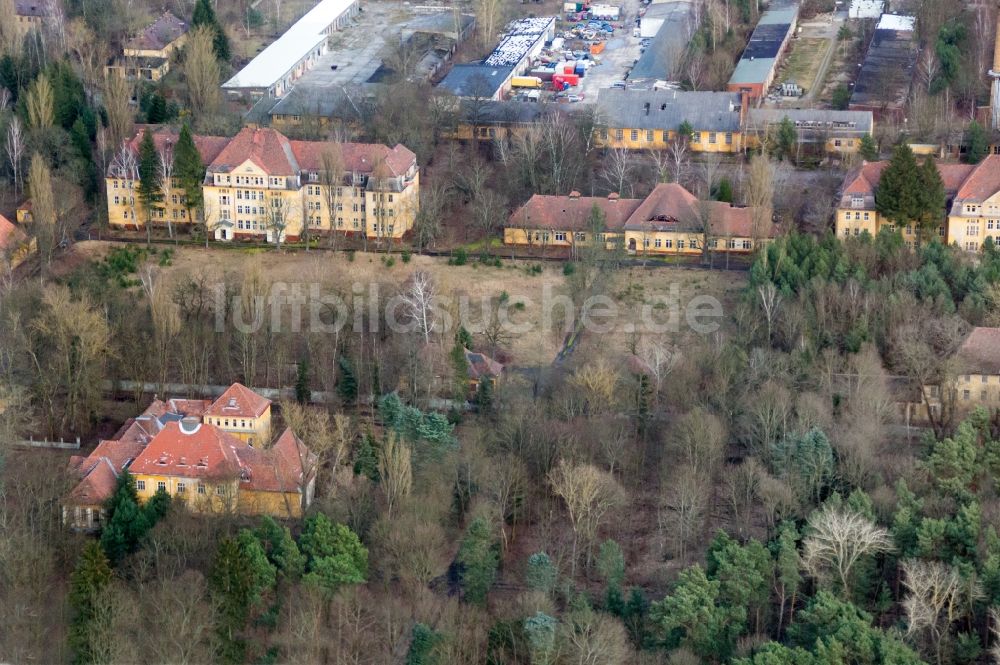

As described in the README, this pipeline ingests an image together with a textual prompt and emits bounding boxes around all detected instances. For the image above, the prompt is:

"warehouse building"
[726,2,799,104]
[437,16,555,99]
[223,0,361,98]
[630,0,694,85]
[849,13,917,120]
[745,108,874,154]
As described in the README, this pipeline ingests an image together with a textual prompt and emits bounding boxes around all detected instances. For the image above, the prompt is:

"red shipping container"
[564,65,574,74]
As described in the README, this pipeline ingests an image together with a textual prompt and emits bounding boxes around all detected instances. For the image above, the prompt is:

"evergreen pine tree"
[337,355,358,402]
[964,121,989,164]
[137,128,161,245]
[192,0,231,62]
[457,516,499,605]
[210,532,276,664]
[68,542,113,665]
[173,122,205,226]
[146,92,168,123]
[295,357,311,404]
[859,134,879,161]
[916,156,946,240]
[875,143,922,229]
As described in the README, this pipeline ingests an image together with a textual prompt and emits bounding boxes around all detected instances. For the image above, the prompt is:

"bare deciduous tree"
[26,74,53,130]
[902,558,980,665]
[183,26,221,122]
[802,505,893,596]
[103,72,134,151]
[6,117,24,196]
[399,271,437,344]
[549,458,624,575]
[377,432,412,519]
[600,147,636,197]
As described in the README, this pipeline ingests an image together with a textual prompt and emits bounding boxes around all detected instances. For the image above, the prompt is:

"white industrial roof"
[876,13,915,32]
[223,0,355,89]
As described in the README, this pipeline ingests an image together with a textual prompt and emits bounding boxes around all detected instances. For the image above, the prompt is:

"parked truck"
[511,76,544,89]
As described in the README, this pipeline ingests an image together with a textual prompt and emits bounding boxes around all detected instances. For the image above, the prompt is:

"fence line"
[14,436,81,450]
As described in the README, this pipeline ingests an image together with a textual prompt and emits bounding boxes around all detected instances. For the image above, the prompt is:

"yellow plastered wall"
[238,489,304,518]
[106,177,192,228]
[594,128,742,153]
[947,194,1000,251]
[132,474,240,513]
[951,374,1000,411]
[123,31,187,60]
[203,409,272,447]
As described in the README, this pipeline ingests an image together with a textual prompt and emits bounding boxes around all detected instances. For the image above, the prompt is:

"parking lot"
[574,0,644,100]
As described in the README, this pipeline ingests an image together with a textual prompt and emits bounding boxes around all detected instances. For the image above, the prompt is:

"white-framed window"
[177,482,186,493]
[216,486,225,496]
[157,481,166,492]
[198,483,206,495]
[630,130,638,141]
[555,232,566,241]
[851,195,864,208]
[136,480,146,491]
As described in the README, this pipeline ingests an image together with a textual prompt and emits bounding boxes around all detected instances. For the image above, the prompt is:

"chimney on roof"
[643,102,650,115]
[608,192,619,201]
[568,191,581,199]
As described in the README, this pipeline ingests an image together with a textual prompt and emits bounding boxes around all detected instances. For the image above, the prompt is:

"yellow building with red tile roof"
[106,125,420,244]
[202,382,272,446]
[63,384,314,530]
[835,156,1000,252]
[505,183,775,255]
[0,212,35,273]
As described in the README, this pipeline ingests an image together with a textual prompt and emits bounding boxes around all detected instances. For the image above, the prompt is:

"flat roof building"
[727,3,799,104]
[223,0,361,98]
[630,0,694,84]
[849,13,917,119]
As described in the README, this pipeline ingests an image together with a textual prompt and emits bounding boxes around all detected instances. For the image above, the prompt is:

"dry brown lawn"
[70,242,745,368]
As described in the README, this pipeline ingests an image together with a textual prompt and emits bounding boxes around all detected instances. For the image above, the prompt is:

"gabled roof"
[957,327,1000,375]
[14,0,50,17]
[129,421,244,480]
[65,437,147,505]
[840,160,975,197]
[508,193,643,231]
[126,11,187,52]
[0,214,26,252]
[208,127,300,175]
[205,383,272,419]
[622,183,760,237]
[290,141,416,178]
[234,428,315,493]
[117,125,230,173]
[954,155,1000,203]
[465,349,503,380]
[66,458,119,505]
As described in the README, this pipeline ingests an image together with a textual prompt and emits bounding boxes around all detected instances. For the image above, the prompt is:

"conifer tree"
[192,0,231,62]
[916,156,946,241]
[295,357,311,404]
[68,542,113,665]
[173,122,205,228]
[859,134,879,161]
[137,128,161,246]
[875,143,922,231]
[964,121,989,164]
[337,355,358,402]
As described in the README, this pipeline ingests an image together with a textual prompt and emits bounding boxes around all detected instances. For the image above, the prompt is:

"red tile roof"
[508,194,643,231]
[0,214,27,252]
[129,420,244,480]
[205,383,271,419]
[290,141,417,178]
[841,160,975,197]
[958,327,1000,375]
[65,438,147,505]
[66,458,119,505]
[955,154,1000,202]
[208,127,299,175]
[123,125,229,168]
[234,428,315,493]
[126,11,187,52]
[465,349,503,380]
[623,183,761,237]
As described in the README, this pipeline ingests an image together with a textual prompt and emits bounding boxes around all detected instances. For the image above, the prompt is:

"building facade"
[106,11,189,81]
[505,183,774,255]
[922,327,1000,424]
[744,109,875,155]
[63,384,315,530]
[594,89,745,153]
[106,126,420,242]
[835,156,1000,251]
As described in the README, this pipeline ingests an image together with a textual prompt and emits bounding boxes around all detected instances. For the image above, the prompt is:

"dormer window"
[851,196,864,208]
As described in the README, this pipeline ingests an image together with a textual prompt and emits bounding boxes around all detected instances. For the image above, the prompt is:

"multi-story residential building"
[594,89,746,154]
[106,11,189,81]
[63,384,316,530]
[201,382,272,446]
[835,156,1000,251]
[11,0,49,38]
[106,126,420,243]
[505,183,775,255]
[946,154,1000,251]
[921,327,1000,425]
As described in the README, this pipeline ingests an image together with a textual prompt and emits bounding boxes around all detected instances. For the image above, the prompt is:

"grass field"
[68,242,744,368]
[779,38,828,92]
